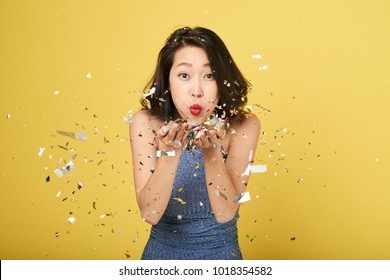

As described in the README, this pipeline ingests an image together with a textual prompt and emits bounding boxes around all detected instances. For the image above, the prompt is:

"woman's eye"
[179,73,189,79]
[205,73,214,80]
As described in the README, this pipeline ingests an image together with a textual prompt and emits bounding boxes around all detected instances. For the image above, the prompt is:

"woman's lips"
[189,104,203,116]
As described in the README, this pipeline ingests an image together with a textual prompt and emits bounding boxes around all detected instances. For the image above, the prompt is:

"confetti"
[38,147,45,157]
[76,131,88,141]
[46,176,50,183]
[142,87,156,99]
[242,164,251,176]
[251,164,267,173]
[6,113,11,119]
[55,232,59,237]
[122,109,133,123]
[259,65,268,71]
[68,216,76,224]
[235,192,251,203]
[56,130,76,139]
[54,90,59,95]
[173,198,187,205]
[54,160,75,178]
[252,54,262,59]
[215,190,227,200]
[86,73,92,79]
[56,191,61,197]
[77,182,83,190]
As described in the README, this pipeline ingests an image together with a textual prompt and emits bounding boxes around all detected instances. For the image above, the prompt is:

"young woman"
[129,26,260,259]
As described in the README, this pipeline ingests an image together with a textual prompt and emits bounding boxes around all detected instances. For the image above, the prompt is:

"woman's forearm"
[202,147,240,223]
[136,151,182,225]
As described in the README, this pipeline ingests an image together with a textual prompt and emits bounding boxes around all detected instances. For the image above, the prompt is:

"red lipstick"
[190,104,203,116]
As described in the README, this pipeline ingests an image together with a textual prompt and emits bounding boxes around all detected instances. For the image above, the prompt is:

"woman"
[129,26,260,259]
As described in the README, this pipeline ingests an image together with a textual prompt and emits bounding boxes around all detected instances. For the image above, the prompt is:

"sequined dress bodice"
[141,148,242,260]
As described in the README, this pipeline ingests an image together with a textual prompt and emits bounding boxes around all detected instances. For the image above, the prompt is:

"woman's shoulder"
[130,110,165,141]
[132,110,164,127]
[229,112,261,132]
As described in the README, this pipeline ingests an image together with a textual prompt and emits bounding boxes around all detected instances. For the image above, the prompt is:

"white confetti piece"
[252,54,262,59]
[251,164,267,173]
[54,160,75,178]
[38,147,45,157]
[54,90,60,95]
[142,87,156,99]
[259,65,268,71]
[235,192,251,203]
[242,164,251,176]
[6,114,11,119]
[122,109,133,123]
[68,217,77,224]
[86,73,92,79]
[76,131,88,141]
[56,191,61,197]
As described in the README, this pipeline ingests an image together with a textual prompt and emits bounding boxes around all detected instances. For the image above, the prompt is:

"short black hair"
[141,26,251,121]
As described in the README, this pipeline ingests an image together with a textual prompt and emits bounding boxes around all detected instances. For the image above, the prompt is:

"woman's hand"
[195,127,225,150]
[157,120,190,151]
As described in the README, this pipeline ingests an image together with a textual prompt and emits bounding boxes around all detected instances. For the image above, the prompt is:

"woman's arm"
[200,114,261,223]
[129,111,189,225]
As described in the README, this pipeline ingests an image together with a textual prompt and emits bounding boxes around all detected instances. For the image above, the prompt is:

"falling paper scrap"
[235,192,251,203]
[38,147,45,157]
[56,130,88,141]
[54,160,75,177]
[251,164,267,173]
[122,109,133,123]
[242,164,267,176]
[68,216,77,224]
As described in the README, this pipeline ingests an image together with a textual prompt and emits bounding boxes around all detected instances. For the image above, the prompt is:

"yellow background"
[1,0,389,260]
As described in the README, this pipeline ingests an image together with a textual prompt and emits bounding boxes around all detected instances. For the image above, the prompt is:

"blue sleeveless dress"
[141,148,242,260]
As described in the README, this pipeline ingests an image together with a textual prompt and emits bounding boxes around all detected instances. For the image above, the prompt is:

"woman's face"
[169,46,219,125]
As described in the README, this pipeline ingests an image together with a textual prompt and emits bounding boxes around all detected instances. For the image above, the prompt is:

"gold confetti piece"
[6,114,11,119]
[173,198,186,205]
[178,187,183,192]
[242,133,248,138]
[215,190,227,200]
[56,130,76,139]
[125,250,131,258]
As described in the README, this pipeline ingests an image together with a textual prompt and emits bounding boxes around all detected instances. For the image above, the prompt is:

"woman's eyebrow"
[175,62,210,68]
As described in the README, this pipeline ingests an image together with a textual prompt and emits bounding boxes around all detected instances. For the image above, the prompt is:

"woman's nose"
[192,92,203,98]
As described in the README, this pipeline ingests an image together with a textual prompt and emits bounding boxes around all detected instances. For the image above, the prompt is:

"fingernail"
[162,126,169,133]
